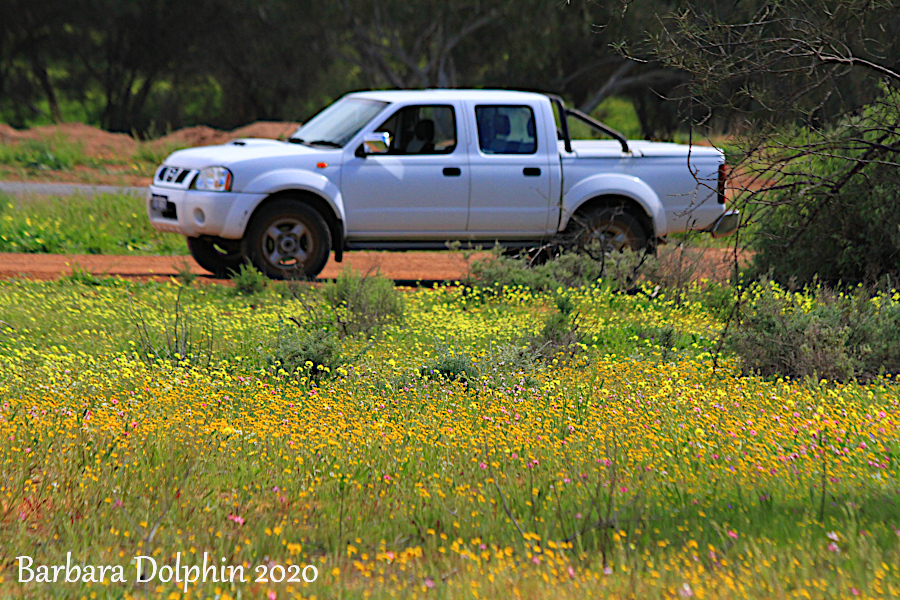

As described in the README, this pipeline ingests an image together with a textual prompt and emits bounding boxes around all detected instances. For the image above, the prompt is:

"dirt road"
[0,251,477,284]
[0,247,742,285]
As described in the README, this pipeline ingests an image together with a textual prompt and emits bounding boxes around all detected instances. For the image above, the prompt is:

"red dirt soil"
[0,251,476,284]
[0,248,744,285]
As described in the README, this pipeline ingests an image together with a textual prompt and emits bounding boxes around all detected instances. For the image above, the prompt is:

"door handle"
[443,167,461,177]
[523,167,541,176]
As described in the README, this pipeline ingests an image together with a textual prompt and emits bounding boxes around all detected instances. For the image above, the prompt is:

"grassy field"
[0,192,187,255]
[0,276,898,599]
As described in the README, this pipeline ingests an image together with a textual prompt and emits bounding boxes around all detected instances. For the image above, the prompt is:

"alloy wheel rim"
[261,217,312,270]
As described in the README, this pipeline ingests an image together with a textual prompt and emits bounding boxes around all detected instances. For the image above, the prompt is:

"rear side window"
[475,106,537,154]
[375,105,456,155]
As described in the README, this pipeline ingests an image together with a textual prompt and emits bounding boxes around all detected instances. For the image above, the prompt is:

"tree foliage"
[634,0,900,284]
[0,0,684,136]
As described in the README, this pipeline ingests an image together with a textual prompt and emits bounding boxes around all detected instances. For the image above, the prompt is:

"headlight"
[193,167,233,192]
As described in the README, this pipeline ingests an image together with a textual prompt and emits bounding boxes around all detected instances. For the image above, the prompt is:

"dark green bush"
[273,324,344,378]
[321,268,404,337]
[419,342,479,382]
[726,281,900,381]
[749,96,900,284]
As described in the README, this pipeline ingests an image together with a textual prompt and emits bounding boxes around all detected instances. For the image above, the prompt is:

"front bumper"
[708,210,740,238]
[147,185,267,239]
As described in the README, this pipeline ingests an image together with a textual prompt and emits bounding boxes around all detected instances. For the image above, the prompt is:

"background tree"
[0,0,689,136]
[0,0,72,124]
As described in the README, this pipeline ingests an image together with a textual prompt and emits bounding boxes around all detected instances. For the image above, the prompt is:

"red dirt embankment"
[0,121,300,186]
[0,121,300,158]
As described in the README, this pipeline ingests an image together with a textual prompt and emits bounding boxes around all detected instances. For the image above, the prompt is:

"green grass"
[0,135,92,171]
[0,192,187,254]
[131,139,188,167]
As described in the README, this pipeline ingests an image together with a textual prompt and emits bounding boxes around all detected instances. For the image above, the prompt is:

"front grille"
[156,166,192,185]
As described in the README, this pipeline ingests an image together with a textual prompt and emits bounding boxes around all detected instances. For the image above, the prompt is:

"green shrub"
[467,247,657,293]
[419,341,479,382]
[530,293,583,359]
[58,266,109,287]
[321,268,404,337]
[748,94,900,285]
[726,280,900,381]
[273,324,344,378]
[231,263,267,295]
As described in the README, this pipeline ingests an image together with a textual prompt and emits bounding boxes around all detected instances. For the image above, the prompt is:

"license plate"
[150,194,169,211]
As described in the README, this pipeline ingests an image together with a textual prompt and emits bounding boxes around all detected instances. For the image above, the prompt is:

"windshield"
[289,98,388,147]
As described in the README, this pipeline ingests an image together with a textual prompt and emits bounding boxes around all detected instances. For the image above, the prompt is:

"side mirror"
[358,132,391,157]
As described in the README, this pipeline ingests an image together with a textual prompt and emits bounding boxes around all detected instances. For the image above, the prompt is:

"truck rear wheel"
[573,206,649,253]
[186,236,246,278]
[244,199,331,280]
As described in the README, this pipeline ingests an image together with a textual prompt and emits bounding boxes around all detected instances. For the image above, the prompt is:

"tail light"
[717,163,728,204]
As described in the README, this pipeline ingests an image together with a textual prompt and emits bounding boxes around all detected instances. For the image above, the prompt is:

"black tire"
[186,236,246,278]
[570,205,649,253]
[243,198,331,280]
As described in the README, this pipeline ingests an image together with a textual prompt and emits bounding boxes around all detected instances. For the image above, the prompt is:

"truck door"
[341,103,469,236]
[465,102,555,235]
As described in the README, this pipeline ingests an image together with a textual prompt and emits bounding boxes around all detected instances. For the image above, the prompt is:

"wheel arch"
[568,194,655,241]
[561,174,666,238]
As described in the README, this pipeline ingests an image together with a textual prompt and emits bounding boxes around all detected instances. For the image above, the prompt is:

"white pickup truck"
[148,89,737,278]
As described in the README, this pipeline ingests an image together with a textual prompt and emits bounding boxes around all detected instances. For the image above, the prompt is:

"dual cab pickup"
[148,89,737,278]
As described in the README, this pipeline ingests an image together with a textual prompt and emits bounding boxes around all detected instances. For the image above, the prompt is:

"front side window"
[375,105,457,155]
[290,98,388,147]
[475,105,537,155]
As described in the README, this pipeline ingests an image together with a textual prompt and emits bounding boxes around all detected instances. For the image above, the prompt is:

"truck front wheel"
[244,199,331,280]
[186,236,246,278]
[572,206,649,253]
